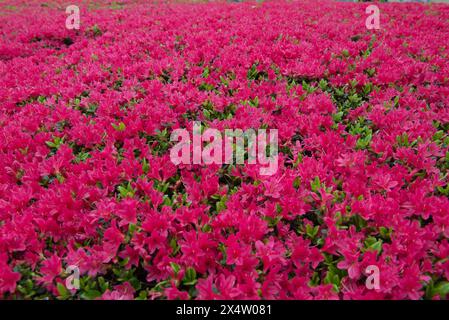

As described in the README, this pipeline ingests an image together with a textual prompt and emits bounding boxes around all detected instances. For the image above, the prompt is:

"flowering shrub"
[1,0,449,300]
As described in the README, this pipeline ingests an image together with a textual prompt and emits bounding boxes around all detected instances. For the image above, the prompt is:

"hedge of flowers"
[1,0,449,300]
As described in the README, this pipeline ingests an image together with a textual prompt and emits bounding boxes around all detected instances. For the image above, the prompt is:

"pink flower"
[38,254,62,284]
[0,254,20,295]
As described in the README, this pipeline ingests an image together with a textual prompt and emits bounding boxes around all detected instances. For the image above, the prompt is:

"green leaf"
[112,122,126,131]
[318,79,328,91]
[80,289,102,300]
[75,151,90,163]
[202,224,212,232]
[432,281,449,299]
[215,195,227,213]
[56,283,70,298]
[247,64,258,80]
[203,109,211,120]
[98,277,108,292]
[293,176,301,189]
[433,130,445,142]
[91,25,102,36]
[249,96,259,107]
[142,157,149,174]
[183,267,197,286]
[46,136,64,150]
[379,227,392,240]
[136,290,148,300]
[56,173,65,183]
[117,182,135,198]
[324,266,341,292]
[332,111,344,123]
[365,68,376,77]
[170,262,181,276]
[169,237,180,255]
[365,236,383,254]
[306,224,319,239]
[45,141,56,148]
[311,176,321,193]
[202,67,210,78]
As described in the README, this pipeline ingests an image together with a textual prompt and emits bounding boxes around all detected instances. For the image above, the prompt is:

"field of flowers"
[1,0,449,300]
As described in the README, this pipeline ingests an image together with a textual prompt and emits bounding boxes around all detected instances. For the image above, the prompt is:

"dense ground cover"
[1,0,449,300]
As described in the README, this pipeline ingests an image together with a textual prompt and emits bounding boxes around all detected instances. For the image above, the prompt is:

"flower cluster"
[1,0,449,300]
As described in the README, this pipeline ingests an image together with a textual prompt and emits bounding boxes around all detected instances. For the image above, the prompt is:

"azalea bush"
[1,0,449,300]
